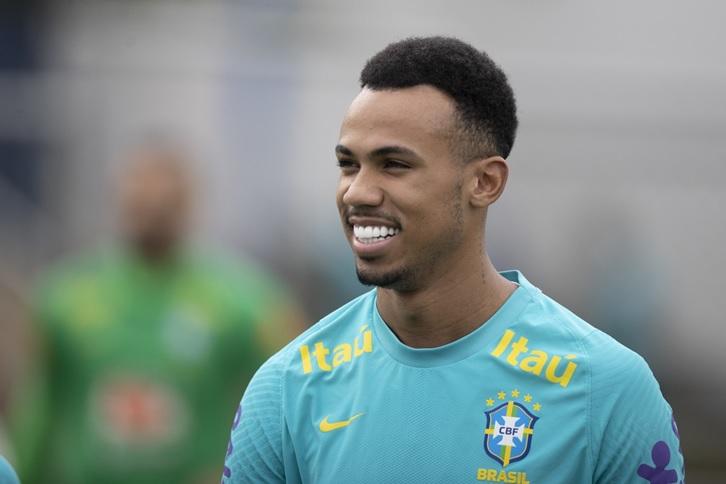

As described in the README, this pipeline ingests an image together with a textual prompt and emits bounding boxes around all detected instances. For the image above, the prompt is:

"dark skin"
[118,149,193,264]
[336,85,516,348]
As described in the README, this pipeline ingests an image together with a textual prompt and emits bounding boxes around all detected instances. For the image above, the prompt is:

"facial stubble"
[355,179,465,292]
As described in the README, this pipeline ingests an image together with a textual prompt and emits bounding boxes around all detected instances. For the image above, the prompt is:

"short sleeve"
[589,333,685,484]
[222,356,287,484]
[0,456,20,484]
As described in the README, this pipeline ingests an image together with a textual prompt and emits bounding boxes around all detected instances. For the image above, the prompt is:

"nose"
[341,167,384,207]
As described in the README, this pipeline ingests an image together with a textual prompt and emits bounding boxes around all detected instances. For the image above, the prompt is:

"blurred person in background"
[8,141,304,484]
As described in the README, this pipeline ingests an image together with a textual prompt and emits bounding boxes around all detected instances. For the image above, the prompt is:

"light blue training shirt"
[0,456,20,484]
[223,271,684,483]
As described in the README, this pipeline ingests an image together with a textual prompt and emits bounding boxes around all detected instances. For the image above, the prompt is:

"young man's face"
[335,85,471,292]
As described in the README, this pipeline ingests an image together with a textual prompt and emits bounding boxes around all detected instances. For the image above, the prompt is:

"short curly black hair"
[360,36,517,160]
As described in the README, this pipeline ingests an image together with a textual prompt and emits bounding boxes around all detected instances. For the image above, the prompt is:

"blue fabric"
[0,456,20,484]
[223,271,684,483]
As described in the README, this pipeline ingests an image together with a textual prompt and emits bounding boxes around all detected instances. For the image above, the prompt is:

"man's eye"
[384,160,409,170]
[337,159,358,170]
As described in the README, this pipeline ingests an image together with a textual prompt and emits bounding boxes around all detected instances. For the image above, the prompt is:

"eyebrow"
[335,144,354,156]
[335,144,421,160]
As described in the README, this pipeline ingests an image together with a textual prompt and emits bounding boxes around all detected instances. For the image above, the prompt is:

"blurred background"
[0,0,724,482]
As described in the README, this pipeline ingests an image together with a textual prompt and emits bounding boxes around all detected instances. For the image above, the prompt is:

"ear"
[466,156,509,209]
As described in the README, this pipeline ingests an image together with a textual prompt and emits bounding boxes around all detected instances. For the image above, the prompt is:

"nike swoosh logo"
[319,413,364,432]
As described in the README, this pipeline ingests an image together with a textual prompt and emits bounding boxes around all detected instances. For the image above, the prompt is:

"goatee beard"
[356,265,417,292]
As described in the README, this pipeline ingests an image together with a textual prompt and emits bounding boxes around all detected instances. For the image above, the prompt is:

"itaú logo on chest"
[490,329,578,388]
[299,325,373,374]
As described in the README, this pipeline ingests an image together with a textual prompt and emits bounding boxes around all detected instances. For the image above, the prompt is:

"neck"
[131,240,179,267]
[376,252,516,348]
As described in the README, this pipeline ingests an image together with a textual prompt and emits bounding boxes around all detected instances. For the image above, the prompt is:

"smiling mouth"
[353,225,400,245]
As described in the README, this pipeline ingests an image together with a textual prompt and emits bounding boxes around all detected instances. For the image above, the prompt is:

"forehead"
[339,85,457,155]
[120,152,191,202]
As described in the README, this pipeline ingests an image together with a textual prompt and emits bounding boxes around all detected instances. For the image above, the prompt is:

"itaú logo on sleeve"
[299,325,373,374]
[490,329,579,388]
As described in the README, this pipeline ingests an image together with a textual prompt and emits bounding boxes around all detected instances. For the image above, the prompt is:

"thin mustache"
[344,208,400,226]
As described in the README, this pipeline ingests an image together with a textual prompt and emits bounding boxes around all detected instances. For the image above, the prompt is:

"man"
[222,37,684,483]
[10,143,303,484]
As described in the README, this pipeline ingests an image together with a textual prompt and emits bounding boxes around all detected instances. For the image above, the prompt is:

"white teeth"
[352,225,400,243]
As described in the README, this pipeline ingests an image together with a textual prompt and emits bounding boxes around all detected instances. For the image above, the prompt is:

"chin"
[355,264,416,292]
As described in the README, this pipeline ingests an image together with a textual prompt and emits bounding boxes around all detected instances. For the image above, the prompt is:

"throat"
[376,269,517,348]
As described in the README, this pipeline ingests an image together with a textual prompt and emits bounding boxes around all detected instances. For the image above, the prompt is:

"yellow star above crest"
[497,391,506,400]
[524,394,532,402]
[511,389,520,398]
[486,398,494,407]
[533,402,542,411]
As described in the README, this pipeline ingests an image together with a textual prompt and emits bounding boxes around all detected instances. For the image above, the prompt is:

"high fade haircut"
[360,36,518,161]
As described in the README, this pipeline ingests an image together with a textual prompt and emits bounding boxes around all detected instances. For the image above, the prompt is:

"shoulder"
[517,272,646,366]
[525,275,668,397]
[183,249,284,288]
[258,289,377,374]
[529,288,656,389]
[181,251,304,337]
[227,290,377,477]
[497,272,657,391]
[33,249,119,317]
[37,249,113,289]
[504,274,680,476]
[0,456,20,484]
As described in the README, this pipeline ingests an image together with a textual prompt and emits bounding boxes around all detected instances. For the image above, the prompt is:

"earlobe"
[468,156,508,208]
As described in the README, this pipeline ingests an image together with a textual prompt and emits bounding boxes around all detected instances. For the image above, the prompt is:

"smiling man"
[222,37,684,483]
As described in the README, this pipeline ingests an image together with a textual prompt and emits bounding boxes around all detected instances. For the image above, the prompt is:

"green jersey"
[13,249,299,484]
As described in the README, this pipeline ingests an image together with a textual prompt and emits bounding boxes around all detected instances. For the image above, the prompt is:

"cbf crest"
[483,389,540,467]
